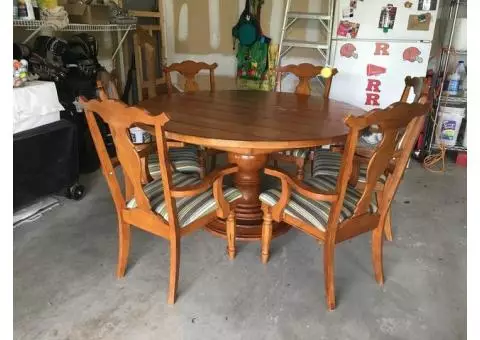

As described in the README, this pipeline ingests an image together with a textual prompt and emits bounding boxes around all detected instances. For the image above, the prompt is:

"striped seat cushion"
[127,173,242,227]
[312,150,386,185]
[148,145,202,178]
[277,148,310,159]
[259,176,377,232]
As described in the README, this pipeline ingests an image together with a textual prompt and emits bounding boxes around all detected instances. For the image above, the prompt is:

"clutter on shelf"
[13,59,30,87]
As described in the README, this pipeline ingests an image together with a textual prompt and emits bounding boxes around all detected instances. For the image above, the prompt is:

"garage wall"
[163,0,331,89]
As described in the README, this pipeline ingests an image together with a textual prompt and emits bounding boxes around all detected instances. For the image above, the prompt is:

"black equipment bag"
[232,0,261,47]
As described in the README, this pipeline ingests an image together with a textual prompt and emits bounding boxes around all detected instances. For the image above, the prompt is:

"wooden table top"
[138,90,366,154]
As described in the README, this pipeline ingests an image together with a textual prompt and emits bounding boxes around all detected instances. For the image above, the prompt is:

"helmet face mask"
[28,34,102,83]
[63,34,101,78]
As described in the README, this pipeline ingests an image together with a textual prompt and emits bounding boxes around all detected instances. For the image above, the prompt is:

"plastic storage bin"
[435,106,465,147]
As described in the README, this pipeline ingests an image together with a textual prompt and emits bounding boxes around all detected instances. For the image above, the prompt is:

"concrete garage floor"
[14,160,466,340]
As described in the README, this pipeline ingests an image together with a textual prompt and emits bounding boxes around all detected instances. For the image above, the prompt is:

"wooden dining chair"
[80,89,242,304]
[259,101,430,310]
[133,29,205,178]
[164,60,223,172]
[271,63,339,180]
[164,60,218,95]
[312,76,430,241]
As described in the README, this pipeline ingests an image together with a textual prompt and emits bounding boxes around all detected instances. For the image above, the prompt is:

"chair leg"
[226,210,236,260]
[376,191,393,241]
[116,221,131,278]
[209,153,217,173]
[384,208,393,241]
[310,158,314,177]
[199,150,206,179]
[372,222,385,285]
[261,207,273,264]
[323,240,336,311]
[167,236,180,304]
[295,158,305,180]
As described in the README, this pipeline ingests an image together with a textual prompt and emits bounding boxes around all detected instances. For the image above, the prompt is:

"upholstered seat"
[148,145,203,178]
[312,150,387,184]
[277,148,310,159]
[259,176,377,232]
[127,173,242,227]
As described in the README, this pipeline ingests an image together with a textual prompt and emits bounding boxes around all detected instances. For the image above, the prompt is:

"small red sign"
[366,64,387,76]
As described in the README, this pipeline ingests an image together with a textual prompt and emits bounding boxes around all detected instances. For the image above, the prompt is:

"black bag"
[232,0,261,47]
[63,33,102,78]
[29,36,69,82]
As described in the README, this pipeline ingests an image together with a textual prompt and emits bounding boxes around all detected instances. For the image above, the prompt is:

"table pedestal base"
[206,219,290,241]
[204,152,290,241]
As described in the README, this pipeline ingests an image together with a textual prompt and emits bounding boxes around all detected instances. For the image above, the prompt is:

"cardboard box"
[59,2,110,25]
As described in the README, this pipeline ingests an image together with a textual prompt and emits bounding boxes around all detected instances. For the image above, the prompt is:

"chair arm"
[264,168,337,202]
[213,165,240,219]
[171,164,239,198]
[265,168,338,202]
[264,167,337,221]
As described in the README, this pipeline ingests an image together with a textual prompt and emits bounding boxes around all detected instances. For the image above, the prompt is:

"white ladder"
[276,0,335,68]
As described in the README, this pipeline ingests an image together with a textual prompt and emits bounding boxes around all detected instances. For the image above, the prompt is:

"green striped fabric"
[259,176,377,232]
[312,150,386,184]
[126,173,242,227]
[277,148,310,159]
[148,145,202,178]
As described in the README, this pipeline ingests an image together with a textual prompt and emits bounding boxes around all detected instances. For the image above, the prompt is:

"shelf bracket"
[112,25,134,61]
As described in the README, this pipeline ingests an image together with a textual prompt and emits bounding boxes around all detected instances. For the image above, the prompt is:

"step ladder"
[276,0,335,68]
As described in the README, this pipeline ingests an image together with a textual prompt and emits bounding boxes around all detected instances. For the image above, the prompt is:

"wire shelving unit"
[426,0,467,154]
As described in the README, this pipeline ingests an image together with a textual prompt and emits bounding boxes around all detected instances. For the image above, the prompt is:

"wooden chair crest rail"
[259,100,430,310]
[275,63,338,97]
[80,89,242,304]
[271,63,339,180]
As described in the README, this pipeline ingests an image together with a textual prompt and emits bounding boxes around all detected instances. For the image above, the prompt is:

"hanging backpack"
[232,0,261,47]
[233,0,270,82]
[236,38,269,81]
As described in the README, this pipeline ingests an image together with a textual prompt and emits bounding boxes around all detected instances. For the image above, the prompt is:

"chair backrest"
[133,28,159,102]
[359,76,429,156]
[329,101,430,229]
[275,63,338,97]
[394,77,429,153]
[400,76,429,103]
[81,88,179,227]
[164,60,218,95]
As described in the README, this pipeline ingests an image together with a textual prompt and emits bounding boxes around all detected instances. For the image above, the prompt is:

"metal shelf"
[439,95,467,104]
[431,144,467,152]
[443,48,467,56]
[426,0,467,154]
[13,20,135,32]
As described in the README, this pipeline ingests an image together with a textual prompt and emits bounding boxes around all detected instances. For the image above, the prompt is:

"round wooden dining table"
[139,90,366,241]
